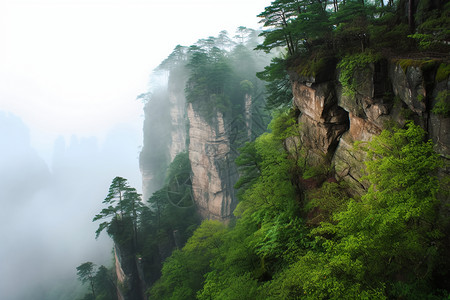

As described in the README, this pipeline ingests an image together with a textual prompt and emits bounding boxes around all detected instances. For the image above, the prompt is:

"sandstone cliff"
[289,59,449,194]
[187,102,238,220]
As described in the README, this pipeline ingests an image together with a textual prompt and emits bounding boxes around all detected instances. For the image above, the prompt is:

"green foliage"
[236,132,294,214]
[145,108,449,298]
[184,31,270,131]
[256,0,331,56]
[76,262,97,299]
[77,264,116,300]
[408,2,450,51]
[292,52,335,80]
[305,181,350,225]
[89,158,200,296]
[90,30,271,298]
[76,262,96,286]
[435,63,450,82]
[92,266,116,300]
[234,141,261,196]
[331,0,376,53]
[395,58,436,73]
[153,112,312,299]
[84,3,450,296]
[157,45,188,71]
[185,46,233,120]
[239,79,254,92]
[312,122,444,298]
[149,220,226,299]
[337,51,381,97]
[92,177,144,246]
[256,57,293,110]
[432,90,450,117]
[254,0,447,116]
[370,22,411,53]
[268,108,297,140]
[139,152,200,286]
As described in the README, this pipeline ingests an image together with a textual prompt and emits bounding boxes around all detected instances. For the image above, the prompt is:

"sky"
[0,0,272,298]
[0,0,272,163]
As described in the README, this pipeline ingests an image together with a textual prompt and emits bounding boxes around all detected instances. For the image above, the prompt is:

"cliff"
[289,58,449,194]
[187,102,238,220]
[140,78,240,221]
[140,40,270,222]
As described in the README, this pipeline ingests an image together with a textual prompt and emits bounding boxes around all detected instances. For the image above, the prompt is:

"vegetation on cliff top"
[257,0,449,108]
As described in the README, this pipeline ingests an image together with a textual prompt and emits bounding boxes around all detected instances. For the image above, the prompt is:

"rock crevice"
[291,59,449,193]
[187,103,238,220]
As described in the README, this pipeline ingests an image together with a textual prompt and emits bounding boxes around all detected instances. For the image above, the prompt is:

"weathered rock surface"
[292,81,349,165]
[187,103,237,220]
[291,59,449,194]
[390,64,427,115]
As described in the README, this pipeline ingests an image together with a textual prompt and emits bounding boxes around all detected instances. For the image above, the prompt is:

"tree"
[256,0,301,55]
[93,176,130,239]
[93,266,117,300]
[76,262,97,299]
[256,0,331,56]
[217,30,235,50]
[331,0,375,52]
[157,45,188,71]
[149,220,226,299]
[122,188,145,249]
[185,44,233,120]
[93,176,145,250]
[408,2,450,51]
[234,26,256,45]
[256,56,293,110]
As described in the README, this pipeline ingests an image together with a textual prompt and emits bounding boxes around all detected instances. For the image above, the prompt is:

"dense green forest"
[151,119,448,299]
[76,0,449,299]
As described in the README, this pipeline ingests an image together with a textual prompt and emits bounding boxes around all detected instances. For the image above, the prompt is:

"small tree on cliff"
[93,176,129,239]
[122,187,145,248]
[76,262,97,299]
[93,176,144,248]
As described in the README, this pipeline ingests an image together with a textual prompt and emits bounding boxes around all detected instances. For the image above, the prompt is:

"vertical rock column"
[187,103,237,220]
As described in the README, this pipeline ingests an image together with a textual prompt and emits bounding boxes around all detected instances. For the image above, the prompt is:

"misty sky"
[0,0,271,161]
[0,0,272,298]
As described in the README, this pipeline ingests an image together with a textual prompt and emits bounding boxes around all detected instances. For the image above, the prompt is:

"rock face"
[291,59,450,194]
[141,69,248,221]
[291,81,349,165]
[187,102,237,220]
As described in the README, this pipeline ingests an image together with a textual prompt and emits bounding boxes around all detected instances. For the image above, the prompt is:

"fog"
[0,0,273,298]
[0,111,141,300]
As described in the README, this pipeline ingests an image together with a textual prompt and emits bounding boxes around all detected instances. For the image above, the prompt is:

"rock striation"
[291,81,349,165]
[187,102,238,220]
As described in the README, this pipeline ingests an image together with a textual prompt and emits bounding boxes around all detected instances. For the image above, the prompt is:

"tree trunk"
[90,277,96,299]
